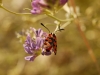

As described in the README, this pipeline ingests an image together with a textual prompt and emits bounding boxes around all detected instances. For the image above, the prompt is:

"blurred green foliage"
[0,0,100,75]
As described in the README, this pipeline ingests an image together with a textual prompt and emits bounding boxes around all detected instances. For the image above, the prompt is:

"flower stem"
[45,13,73,31]
[46,13,61,22]
[0,4,31,15]
[69,0,100,74]
[46,13,73,22]
[45,13,62,31]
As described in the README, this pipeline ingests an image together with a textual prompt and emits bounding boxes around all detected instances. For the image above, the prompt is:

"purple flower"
[23,28,48,61]
[31,0,48,14]
[30,27,43,37]
[25,55,36,61]
[31,0,68,14]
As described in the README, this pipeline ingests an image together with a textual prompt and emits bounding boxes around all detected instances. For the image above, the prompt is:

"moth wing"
[52,34,57,55]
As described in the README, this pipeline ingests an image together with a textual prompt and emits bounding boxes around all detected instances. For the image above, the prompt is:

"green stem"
[46,13,73,32]
[0,4,31,15]
[46,13,73,22]
[46,13,62,31]
[46,14,61,22]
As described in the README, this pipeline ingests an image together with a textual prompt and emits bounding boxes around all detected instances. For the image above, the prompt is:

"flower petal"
[42,32,48,38]
[23,45,33,54]
[25,56,36,61]
[36,28,43,37]
[35,37,44,49]
[31,8,42,14]
[31,0,43,14]
[23,34,36,54]
[31,0,40,8]
[31,28,44,37]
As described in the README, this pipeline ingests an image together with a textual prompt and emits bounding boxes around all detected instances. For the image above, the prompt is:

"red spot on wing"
[44,33,57,55]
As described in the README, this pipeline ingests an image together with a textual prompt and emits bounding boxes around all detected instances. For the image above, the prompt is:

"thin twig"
[0,4,31,15]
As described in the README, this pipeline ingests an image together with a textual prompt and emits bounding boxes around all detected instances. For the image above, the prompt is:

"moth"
[41,23,57,55]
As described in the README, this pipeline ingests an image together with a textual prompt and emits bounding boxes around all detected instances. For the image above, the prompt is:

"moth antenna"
[41,23,50,33]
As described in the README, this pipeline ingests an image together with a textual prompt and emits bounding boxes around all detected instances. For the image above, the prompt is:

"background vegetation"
[0,0,100,75]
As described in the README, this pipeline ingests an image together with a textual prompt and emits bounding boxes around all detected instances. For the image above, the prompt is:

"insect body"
[41,23,57,55]
[44,33,57,55]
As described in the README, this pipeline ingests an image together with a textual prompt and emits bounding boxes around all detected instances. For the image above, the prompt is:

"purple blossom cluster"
[23,28,52,61]
[31,0,48,14]
[31,0,68,14]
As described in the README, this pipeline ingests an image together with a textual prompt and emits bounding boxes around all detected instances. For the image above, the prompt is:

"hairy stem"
[0,4,31,15]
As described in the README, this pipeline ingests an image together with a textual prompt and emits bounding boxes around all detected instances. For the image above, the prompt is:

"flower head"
[23,28,48,61]
[31,0,68,14]
[31,0,48,14]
